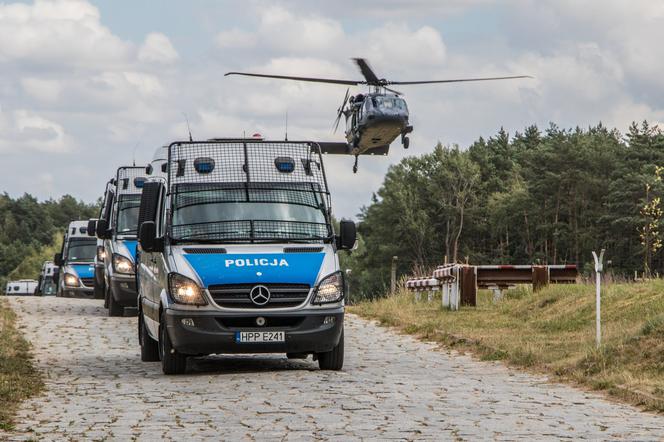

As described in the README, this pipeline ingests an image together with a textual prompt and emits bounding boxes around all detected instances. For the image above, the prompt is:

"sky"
[1,0,663,218]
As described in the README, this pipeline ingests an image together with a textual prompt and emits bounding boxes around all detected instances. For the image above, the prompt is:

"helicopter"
[225,58,530,173]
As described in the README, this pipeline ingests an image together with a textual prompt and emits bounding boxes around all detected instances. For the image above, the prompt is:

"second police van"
[54,220,97,297]
[136,139,355,374]
[94,167,147,316]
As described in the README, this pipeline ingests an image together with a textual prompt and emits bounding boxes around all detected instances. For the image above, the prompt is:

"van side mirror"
[54,253,64,267]
[96,219,110,239]
[139,221,163,253]
[336,220,357,250]
[87,219,97,237]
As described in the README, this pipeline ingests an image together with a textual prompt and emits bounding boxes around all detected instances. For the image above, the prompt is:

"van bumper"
[164,307,344,356]
[109,275,137,307]
[61,286,94,298]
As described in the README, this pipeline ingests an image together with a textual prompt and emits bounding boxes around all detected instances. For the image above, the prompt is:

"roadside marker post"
[390,256,398,294]
[591,249,605,349]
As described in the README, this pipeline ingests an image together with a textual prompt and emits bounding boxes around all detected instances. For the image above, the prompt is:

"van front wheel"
[317,331,344,371]
[159,314,187,375]
[107,286,123,317]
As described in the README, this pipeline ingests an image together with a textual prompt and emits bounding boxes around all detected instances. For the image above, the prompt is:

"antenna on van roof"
[182,112,193,142]
[132,140,140,166]
[284,110,288,141]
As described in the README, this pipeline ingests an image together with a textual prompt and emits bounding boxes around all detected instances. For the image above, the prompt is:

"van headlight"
[312,271,344,305]
[64,273,80,287]
[112,254,134,274]
[168,273,207,306]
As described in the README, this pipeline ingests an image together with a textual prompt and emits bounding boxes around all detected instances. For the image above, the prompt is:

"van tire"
[107,286,124,317]
[317,331,344,371]
[139,314,159,362]
[159,313,187,375]
[94,278,105,300]
[103,285,109,308]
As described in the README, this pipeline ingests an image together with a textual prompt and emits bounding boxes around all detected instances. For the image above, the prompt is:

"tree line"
[344,121,664,299]
[0,193,99,289]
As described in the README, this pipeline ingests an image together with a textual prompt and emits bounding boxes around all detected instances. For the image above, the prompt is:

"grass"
[350,280,664,411]
[0,298,43,430]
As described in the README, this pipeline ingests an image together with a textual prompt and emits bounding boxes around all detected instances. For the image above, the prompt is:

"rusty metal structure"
[406,264,579,310]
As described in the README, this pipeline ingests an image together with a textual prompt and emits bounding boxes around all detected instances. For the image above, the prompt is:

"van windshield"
[67,239,97,262]
[171,182,331,243]
[116,195,141,236]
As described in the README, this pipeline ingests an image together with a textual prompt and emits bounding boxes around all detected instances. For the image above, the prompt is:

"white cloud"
[258,6,344,52]
[138,33,179,64]
[21,77,62,102]
[216,29,257,48]
[365,24,446,68]
[0,0,131,67]
[0,109,71,153]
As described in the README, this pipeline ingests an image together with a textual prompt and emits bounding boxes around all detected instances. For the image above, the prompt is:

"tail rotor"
[333,88,351,133]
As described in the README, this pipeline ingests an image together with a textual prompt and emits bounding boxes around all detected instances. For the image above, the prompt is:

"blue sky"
[1,0,662,218]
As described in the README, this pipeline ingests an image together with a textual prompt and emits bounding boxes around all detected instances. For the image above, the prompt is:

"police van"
[35,261,59,296]
[4,280,38,296]
[136,139,355,374]
[94,167,147,316]
[54,221,97,297]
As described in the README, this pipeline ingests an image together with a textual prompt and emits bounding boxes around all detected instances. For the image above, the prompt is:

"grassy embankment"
[350,280,664,411]
[0,298,43,430]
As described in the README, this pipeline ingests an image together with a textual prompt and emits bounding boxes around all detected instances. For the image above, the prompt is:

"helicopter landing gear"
[402,135,410,149]
[353,155,359,173]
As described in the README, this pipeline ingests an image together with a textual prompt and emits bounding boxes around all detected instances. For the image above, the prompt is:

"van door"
[137,181,164,329]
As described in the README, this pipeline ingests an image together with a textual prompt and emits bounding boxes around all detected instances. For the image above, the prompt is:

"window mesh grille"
[167,141,332,243]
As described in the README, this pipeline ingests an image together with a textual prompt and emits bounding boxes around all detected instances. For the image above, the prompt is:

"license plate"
[235,331,285,343]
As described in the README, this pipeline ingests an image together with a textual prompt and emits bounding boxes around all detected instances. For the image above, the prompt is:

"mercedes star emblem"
[249,285,271,306]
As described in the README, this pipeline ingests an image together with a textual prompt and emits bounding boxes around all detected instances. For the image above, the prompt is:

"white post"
[442,284,450,308]
[591,249,605,349]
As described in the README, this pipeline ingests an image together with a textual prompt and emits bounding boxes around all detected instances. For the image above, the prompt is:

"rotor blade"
[384,86,403,95]
[333,88,351,133]
[352,58,381,84]
[389,75,532,85]
[225,72,361,86]
[341,88,350,109]
[333,113,342,133]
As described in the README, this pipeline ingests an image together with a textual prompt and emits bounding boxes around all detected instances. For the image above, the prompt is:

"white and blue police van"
[94,166,148,316]
[35,261,59,296]
[54,220,97,297]
[136,139,356,374]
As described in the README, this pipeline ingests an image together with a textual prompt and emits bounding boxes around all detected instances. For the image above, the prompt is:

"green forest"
[1,121,663,300]
[344,121,664,299]
[0,194,99,289]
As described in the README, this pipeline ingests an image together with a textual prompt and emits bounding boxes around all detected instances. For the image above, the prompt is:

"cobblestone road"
[2,296,664,441]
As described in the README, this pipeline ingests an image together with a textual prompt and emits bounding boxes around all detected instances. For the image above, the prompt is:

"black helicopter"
[226,58,530,173]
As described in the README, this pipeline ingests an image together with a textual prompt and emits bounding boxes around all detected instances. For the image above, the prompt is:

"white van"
[136,139,355,374]
[5,279,38,296]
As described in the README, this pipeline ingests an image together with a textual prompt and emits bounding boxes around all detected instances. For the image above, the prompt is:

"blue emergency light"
[194,157,215,174]
[274,157,295,173]
[134,177,146,188]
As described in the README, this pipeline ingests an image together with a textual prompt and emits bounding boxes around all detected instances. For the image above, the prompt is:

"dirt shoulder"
[0,296,43,430]
[350,281,664,412]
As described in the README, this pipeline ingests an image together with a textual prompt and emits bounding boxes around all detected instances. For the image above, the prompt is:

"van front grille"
[80,278,95,288]
[208,283,310,309]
